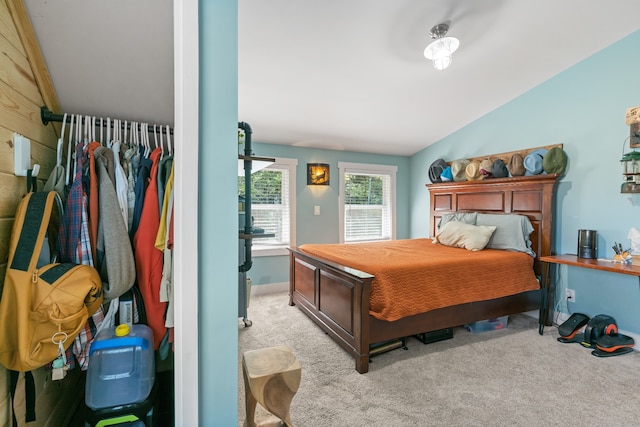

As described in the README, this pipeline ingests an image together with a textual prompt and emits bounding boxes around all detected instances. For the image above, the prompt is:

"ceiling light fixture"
[423,23,459,71]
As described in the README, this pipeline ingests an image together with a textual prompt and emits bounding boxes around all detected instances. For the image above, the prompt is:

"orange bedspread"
[299,238,540,322]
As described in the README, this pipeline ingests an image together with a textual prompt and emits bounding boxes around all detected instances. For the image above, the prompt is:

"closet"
[19,107,175,426]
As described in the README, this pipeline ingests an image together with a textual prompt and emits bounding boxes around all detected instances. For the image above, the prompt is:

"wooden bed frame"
[288,174,559,373]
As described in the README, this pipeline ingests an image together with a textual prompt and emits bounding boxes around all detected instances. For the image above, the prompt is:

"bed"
[288,174,559,373]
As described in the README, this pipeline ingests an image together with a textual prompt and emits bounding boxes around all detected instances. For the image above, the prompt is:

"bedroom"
[238,2,640,425]
[1,1,640,425]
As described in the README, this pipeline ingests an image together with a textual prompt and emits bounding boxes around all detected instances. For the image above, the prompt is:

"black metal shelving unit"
[238,122,274,327]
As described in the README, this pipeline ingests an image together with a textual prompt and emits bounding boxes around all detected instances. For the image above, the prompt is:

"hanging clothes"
[58,142,94,266]
[112,140,130,228]
[87,141,102,263]
[49,113,175,366]
[156,163,174,328]
[130,149,152,240]
[43,113,67,198]
[57,141,104,370]
[156,154,173,213]
[122,143,137,232]
[94,145,137,301]
[134,147,167,349]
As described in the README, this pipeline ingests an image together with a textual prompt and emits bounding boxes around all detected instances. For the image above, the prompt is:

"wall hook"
[13,133,40,177]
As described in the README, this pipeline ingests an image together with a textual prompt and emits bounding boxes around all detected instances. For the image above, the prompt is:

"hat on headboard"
[428,158,448,183]
[492,159,509,178]
[451,159,470,182]
[479,158,493,178]
[440,166,453,181]
[465,161,482,181]
[542,147,568,174]
[524,149,548,176]
[508,154,525,176]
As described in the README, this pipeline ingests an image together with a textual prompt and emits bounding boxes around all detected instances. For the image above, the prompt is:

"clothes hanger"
[124,120,129,148]
[153,124,158,151]
[57,113,67,167]
[143,123,150,158]
[78,114,83,146]
[166,125,172,157]
[159,125,165,158]
[110,118,116,148]
[132,122,138,147]
[83,115,90,145]
[106,118,111,148]
[65,114,74,185]
[100,117,105,145]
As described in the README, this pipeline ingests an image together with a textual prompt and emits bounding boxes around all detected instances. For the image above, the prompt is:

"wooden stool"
[242,345,301,427]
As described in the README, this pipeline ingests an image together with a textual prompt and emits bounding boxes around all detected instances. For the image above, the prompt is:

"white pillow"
[434,221,497,251]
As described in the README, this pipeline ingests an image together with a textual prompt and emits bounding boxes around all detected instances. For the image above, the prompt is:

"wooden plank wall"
[1,1,82,426]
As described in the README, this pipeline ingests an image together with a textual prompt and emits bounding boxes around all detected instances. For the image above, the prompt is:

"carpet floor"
[238,292,640,426]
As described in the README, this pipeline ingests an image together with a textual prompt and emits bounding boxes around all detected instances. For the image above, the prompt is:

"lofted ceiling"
[24,1,640,156]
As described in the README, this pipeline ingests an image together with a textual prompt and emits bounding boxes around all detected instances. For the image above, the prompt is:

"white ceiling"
[24,1,640,156]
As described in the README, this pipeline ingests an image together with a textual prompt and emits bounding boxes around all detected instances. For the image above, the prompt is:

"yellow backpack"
[0,191,103,372]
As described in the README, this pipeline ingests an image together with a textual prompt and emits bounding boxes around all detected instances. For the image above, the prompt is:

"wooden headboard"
[427,174,560,277]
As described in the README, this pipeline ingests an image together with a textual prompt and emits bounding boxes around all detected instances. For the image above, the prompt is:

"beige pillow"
[434,221,497,251]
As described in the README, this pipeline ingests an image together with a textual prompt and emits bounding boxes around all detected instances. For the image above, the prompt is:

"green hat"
[451,159,470,182]
[543,147,568,174]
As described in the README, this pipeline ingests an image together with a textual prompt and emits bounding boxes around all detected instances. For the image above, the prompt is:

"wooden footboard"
[289,247,374,373]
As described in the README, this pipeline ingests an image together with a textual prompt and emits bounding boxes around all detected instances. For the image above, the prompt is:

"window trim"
[338,162,397,244]
[251,157,297,257]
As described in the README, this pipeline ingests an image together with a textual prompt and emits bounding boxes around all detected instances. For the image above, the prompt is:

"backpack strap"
[9,370,35,426]
[9,191,59,272]
[26,169,37,193]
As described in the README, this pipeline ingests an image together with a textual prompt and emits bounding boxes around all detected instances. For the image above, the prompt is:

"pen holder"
[614,252,632,263]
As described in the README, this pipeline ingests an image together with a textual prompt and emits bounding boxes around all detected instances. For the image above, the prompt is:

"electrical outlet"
[565,288,576,303]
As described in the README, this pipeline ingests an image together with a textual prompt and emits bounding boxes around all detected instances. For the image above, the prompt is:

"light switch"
[314,205,320,216]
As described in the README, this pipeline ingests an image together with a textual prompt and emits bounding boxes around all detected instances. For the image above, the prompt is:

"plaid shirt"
[59,142,95,266]
[57,142,102,369]
[73,307,104,370]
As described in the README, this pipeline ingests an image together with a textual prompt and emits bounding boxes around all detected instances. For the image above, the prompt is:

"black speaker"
[578,229,597,259]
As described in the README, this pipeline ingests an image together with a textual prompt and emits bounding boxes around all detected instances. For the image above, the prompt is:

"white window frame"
[338,162,397,244]
[250,157,297,257]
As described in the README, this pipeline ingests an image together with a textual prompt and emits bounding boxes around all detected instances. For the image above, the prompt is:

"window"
[239,158,297,256]
[338,162,397,243]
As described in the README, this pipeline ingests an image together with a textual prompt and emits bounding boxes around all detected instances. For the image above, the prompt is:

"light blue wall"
[248,142,410,285]
[410,30,640,333]
[199,0,238,424]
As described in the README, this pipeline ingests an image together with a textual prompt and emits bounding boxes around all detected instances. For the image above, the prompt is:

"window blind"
[344,171,391,242]
[245,168,290,246]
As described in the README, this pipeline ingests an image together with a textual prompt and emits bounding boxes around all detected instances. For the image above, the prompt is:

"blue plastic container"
[85,324,155,410]
[464,316,509,333]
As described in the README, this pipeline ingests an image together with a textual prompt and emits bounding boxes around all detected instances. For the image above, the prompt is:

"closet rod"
[40,106,174,135]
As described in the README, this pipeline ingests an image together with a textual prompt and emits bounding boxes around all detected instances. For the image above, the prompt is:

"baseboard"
[250,282,288,297]
[555,311,640,352]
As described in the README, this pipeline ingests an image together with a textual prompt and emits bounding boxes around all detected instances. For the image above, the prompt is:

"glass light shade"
[424,37,459,71]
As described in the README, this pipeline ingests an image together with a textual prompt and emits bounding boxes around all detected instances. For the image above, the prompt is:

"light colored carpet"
[238,292,640,426]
